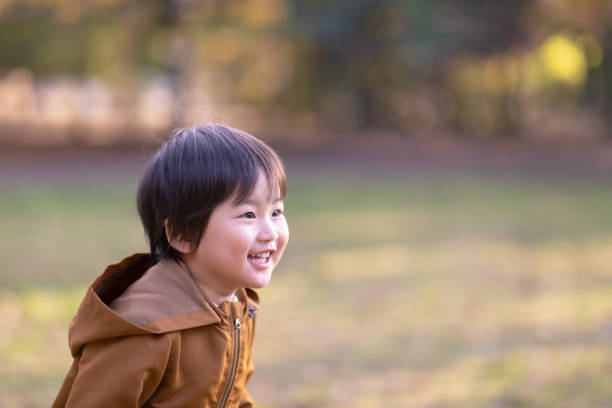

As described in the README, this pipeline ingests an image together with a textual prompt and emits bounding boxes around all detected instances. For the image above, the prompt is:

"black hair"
[137,124,286,261]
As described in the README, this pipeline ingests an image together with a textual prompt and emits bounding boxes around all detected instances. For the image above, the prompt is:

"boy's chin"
[248,271,273,289]
[249,279,271,289]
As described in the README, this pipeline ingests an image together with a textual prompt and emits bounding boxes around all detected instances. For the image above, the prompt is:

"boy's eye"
[272,209,283,217]
[242,212,256,219]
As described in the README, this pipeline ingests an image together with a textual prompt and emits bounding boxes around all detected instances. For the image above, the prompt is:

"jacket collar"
[69,253,260,356]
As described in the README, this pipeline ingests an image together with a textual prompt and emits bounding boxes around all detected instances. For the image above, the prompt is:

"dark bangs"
[137,124,286,260]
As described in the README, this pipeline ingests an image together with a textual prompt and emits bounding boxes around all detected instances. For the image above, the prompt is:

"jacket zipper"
[218,318,241,408]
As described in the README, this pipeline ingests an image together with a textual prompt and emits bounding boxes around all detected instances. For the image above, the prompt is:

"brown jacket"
[52,253,260,408]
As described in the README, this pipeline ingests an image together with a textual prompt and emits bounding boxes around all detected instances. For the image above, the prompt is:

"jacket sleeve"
[63,333,172,407]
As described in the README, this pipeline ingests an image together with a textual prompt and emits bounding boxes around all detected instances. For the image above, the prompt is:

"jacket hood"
[68,253,260,357]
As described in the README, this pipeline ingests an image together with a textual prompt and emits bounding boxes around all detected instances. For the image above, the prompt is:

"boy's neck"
[192,278,237,306]
[207,290,237,306]
[177,258,237,306]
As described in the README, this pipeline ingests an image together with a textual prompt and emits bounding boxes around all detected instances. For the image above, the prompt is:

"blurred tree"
[0,0,609,141]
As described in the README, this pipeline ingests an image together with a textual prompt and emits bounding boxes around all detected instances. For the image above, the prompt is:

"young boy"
[52,124,289,407]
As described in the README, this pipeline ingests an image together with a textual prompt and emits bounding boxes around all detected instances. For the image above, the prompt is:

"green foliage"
[0,0,609,137]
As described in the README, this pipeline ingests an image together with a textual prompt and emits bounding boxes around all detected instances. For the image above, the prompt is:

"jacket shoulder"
[53,331,178,408]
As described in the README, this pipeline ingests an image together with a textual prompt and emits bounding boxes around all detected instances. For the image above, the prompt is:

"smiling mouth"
[247,251,272,266]
[248,251,271,262]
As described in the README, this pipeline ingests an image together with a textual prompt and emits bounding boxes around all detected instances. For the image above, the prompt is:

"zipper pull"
[234,318,241,329]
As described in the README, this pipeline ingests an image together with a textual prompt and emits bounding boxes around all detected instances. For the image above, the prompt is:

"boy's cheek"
[280,222,290,246]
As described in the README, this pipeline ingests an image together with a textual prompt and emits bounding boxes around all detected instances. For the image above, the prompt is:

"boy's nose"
[257,219,279,241]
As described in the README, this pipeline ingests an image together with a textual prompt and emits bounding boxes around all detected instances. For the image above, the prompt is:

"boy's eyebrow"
[236,198,283,206]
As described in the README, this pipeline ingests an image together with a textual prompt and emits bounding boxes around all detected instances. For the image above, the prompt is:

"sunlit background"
[1,1,612,407]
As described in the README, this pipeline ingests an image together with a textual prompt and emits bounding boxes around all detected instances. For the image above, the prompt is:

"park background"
[1,1,612,407]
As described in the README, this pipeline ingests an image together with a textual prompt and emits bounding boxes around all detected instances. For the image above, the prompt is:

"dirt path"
[2,140,612,185]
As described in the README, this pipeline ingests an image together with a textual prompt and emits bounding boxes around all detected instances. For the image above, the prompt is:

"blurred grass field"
[2,165,612,407]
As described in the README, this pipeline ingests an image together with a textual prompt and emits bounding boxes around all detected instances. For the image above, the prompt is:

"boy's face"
[182,171,289,301]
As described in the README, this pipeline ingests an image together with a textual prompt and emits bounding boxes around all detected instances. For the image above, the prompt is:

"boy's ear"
[164,220,193,254]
